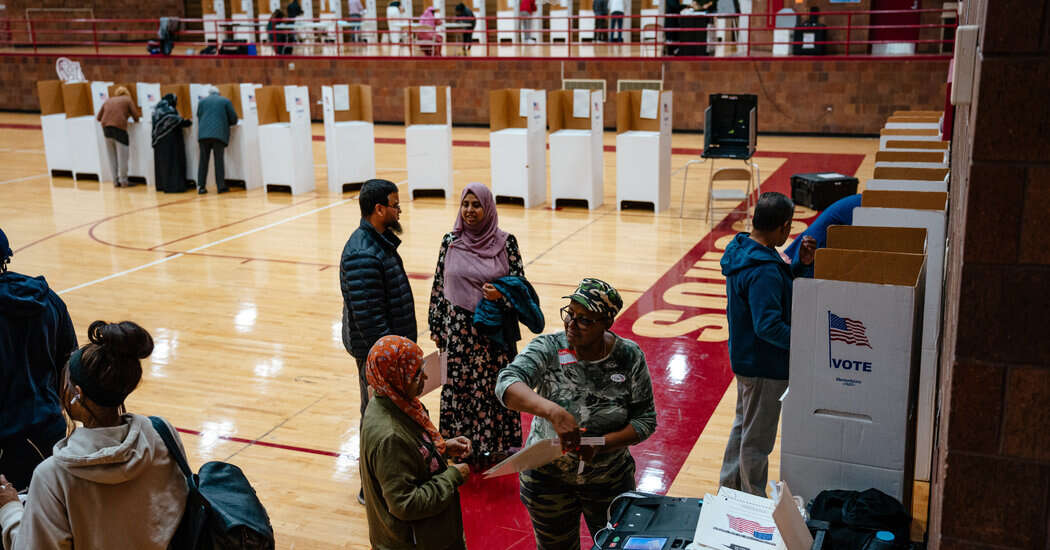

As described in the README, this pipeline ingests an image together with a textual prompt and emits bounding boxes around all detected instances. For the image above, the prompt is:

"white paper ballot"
[690,488,781,550]
[420,351,447,396]
[333,84,350,111]
[419,86,438,114]
[284,85,298,113]
[640,89,659,119]
[483,436,607,478]
[519,88,531,118]
[572,89,590,118]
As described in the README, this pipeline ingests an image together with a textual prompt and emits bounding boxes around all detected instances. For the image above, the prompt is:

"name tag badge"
[558,349,577,366]
[610,373,626,383]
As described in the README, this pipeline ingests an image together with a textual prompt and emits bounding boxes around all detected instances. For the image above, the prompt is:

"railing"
[0,8,957,59]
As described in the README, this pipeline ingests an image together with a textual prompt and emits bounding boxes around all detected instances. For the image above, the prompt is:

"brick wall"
[6,54,946,134]
[0,0,184,45]
[929,0,1050,548]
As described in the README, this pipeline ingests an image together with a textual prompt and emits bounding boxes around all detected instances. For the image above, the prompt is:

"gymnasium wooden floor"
[0,112,927,548]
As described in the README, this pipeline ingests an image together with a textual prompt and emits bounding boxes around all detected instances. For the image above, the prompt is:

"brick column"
[929,0,1050,548]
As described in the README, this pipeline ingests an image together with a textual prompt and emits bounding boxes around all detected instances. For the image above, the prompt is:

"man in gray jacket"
[195,87,238,194]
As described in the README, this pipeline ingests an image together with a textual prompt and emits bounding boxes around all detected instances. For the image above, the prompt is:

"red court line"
[0,123,42,131]
[175,427,342,458]
[147,196,321,249]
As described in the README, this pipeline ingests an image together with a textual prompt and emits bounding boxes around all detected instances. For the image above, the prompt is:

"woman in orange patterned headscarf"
[360,335,473,550]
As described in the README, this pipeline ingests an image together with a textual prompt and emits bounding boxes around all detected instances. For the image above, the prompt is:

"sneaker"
[197,187,207,195]
[357,489,366,505]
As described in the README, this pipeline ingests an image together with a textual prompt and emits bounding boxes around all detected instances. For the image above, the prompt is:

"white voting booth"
[129,82,162,187]
[549,0,571,42]
[497,0,517,42]
[64,81,113,182]
[549,89,604,209]
[878,128,942,150]
[322,84,376,193]
[488,88,547,208]
[866,166,949,193]
[873,151,948,170]
[615,89,672,212]
[783,226,930,509]
[404,86,453,199]
[218,83,263,190]
[256,85,315,194]
[639,0,660,42]
[231,0,256,42]
[38,80,73,176]
[188,83,213,187]
[203,0,226,43]
[852,190,949,482]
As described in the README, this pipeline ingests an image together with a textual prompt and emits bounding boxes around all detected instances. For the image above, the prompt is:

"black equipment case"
[790,172,859,211]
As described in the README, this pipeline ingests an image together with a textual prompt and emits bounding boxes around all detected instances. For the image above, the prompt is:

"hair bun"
[87,320,154,359]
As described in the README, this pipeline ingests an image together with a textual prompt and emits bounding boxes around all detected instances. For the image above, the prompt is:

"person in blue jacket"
[719,193,815,497]
[783,193,862,274]
[0,228,78,489]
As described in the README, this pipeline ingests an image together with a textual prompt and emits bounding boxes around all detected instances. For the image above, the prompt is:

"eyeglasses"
[383,203,402,212]
[560,306,600,329]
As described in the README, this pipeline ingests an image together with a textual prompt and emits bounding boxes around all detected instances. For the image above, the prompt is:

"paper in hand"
[420,351,447,396]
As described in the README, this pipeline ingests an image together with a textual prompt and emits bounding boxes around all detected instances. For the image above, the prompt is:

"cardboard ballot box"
[548,89,604,209]
[38,80,72,175]
[323,84,376,193]
[256,85,315,195]
[615,89,672,212]
[782,227,929,509]
[852,190,948,482]
[405,86,453,199]
[489,88,547,208]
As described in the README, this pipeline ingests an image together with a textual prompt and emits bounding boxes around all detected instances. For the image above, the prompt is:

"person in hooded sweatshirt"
[0,320,188,550]
[0,228,78,490]
[718,192,816,497]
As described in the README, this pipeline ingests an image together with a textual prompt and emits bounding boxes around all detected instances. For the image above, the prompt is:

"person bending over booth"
[360,335,473,550]
[0,320,188,550]
[497,278,657,550]
[96,86,141,188]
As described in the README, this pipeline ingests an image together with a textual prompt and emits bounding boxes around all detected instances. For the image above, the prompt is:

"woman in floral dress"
[429,182,524,469]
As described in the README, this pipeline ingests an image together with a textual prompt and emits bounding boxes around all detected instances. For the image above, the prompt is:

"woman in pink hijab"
[428,183,524,469]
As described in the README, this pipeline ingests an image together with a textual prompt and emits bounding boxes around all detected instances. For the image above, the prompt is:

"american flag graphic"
[294,96,303,106]
[727,514,775,540]
[828,312,872,348]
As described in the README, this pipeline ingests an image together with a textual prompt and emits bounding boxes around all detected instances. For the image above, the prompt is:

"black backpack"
[810,489,910,550]
[150,417,276,550]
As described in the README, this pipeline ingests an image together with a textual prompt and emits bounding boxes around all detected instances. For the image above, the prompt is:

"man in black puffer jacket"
[340,179,417,403]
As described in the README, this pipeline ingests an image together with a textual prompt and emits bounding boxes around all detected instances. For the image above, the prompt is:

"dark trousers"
[0,418,67,489]
[594,13,609,41]
[610,11,624,41]
[197,138,227,191]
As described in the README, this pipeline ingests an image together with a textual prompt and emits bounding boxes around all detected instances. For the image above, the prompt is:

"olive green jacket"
[361,396,467,550]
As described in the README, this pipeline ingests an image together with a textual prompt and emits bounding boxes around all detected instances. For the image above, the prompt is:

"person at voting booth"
[719,192,816,497]
[428,183,526,469]
[783,194,861,273]
[0,229,78,492]
[0,321,189,550]
[497,278,657,550]
[95,86,141,188]
[359,336,472,550]
[195,87,238,195]
[151,94,193,194]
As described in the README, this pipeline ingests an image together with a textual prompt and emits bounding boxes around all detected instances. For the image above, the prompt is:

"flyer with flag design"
[687,487,781,550]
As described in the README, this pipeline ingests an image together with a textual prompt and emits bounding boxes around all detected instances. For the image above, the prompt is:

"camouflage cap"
[563,277,623,320]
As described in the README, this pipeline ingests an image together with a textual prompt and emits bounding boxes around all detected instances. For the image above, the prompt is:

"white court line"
[57,178,409,295]
[0,173,49,185]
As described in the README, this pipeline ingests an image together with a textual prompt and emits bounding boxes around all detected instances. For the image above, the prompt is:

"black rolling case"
[791,172,859,211]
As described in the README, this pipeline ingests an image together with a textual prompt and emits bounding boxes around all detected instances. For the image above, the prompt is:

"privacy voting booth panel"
[404,86,453,199]
[256,85,315,194]
[322,84,376,193]
[548,89,603,209]
[38,80,72,174]
[784,244,928,508]
[489,88,547,208]
[615,89,673,212]
[703,93,757,159]
[853,189,948,482]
